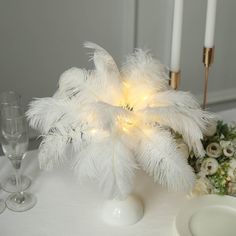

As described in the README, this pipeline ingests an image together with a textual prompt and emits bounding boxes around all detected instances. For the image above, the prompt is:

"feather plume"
[136,129,195,192]
[122,49,169,91]
[55,68,114,105]
[54,67,88,100]
[121,50,169,110]
[150,90,200,108]
[84,42,119,75]
[84,101,133,131]
[84,42,122,105]
[38,134,70,170]
[26,97,71,134]
[27,42,213,198]
[73,138,137,199]
[139,106,214,156]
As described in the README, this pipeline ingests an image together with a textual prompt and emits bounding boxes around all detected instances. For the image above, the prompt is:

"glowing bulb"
[91,129,97,134]
[123,81,130,88]
[116,115,137,134]
[122,127,129,133]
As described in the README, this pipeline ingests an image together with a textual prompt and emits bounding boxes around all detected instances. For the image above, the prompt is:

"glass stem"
[12,158,24,203]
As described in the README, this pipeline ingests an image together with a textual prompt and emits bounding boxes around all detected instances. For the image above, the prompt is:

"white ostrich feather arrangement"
[27,42,214,199]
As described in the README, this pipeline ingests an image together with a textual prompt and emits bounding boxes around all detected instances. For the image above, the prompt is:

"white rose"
[201,158,219,175]
[228,182,236,196]
[227,160,236,181]
[206,143,222,158]
[220,140,231,148]
[192,178,212,196]
[223,145,235,157]
[228,168,236,181]
[229,159,236,169]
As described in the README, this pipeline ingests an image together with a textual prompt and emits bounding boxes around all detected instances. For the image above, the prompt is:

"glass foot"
[6,192,36,212]
[0,199,6,214]
[1,175,31,193]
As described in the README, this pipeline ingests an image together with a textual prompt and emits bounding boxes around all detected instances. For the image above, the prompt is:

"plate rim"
[174,194,236,236]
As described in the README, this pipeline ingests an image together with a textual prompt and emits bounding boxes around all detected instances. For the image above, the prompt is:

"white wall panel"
[136,0,236,103]
[1,0,236,108]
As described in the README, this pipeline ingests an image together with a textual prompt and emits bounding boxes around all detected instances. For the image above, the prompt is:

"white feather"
[84,42,123,105]
[85,101,133,131]
[54,67,88,99]
[38,134,70,170]
[139,106,213,157]
[26,97,71,134]
[121,49,169,91]
[136,129,195,192]
[71,128,110,153]
[84,42,119,75]
[27,42,211,198]
[149,90,216,132]
[57,67,123,107]
[151,90,200,108]
[54,68,104,105]
[73,138,137,199]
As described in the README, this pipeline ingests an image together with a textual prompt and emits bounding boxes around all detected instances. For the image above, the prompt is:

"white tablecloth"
[0,150,189,236]
[0,108,235,236]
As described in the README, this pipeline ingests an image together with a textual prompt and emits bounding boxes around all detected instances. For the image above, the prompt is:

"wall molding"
[196,87,236,105]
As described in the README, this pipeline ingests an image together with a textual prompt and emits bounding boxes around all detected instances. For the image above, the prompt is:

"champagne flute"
[1,106,36,212]
[0,91,31,192]
[1,91,20,106]
[0,199,5,214]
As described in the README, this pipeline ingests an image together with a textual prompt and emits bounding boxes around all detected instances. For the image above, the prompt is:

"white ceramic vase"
[101,195,144,226]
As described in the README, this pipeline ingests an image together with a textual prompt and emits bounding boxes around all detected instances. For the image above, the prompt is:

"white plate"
[174,195,236,236]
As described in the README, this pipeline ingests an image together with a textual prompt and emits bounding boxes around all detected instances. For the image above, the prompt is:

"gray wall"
[0,0,135,108]
[137,0,236,104]
[1,0,236,109]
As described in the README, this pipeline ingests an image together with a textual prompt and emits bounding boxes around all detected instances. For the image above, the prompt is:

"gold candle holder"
[203,47,214,67]
[169,71,181,90]
[202,47,215,110]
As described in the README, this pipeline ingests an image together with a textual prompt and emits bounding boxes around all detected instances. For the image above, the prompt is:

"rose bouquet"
[188,121,236,196]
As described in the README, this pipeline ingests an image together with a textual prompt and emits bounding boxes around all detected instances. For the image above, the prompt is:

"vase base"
[102,195,144,226]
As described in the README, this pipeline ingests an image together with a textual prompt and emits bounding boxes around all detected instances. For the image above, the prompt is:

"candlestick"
[170,0,184,72]
[202,0,217,109]
[203,47,214,68]
[169,71,181,90]
[202,47,215,110]
[204,0,217,48]
[170,0,183,90]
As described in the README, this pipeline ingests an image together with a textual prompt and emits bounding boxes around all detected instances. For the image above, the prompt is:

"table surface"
[0,150,189,236]
[0,108,235,236]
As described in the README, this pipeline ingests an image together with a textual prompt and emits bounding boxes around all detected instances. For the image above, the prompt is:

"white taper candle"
[170,0,184,72]
[204,0,217,48]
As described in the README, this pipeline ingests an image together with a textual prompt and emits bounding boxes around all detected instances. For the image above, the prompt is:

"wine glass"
[1,91,20,106]
[0,91,31,192]
[1,105,36,212]
[0,199,5,214]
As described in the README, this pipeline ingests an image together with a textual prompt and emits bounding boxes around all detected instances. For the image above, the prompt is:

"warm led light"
[90,129,97,134]
[123,81,130,88]
[27,42,207,200]
[116,115,139,134]
[122,126,129,133]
